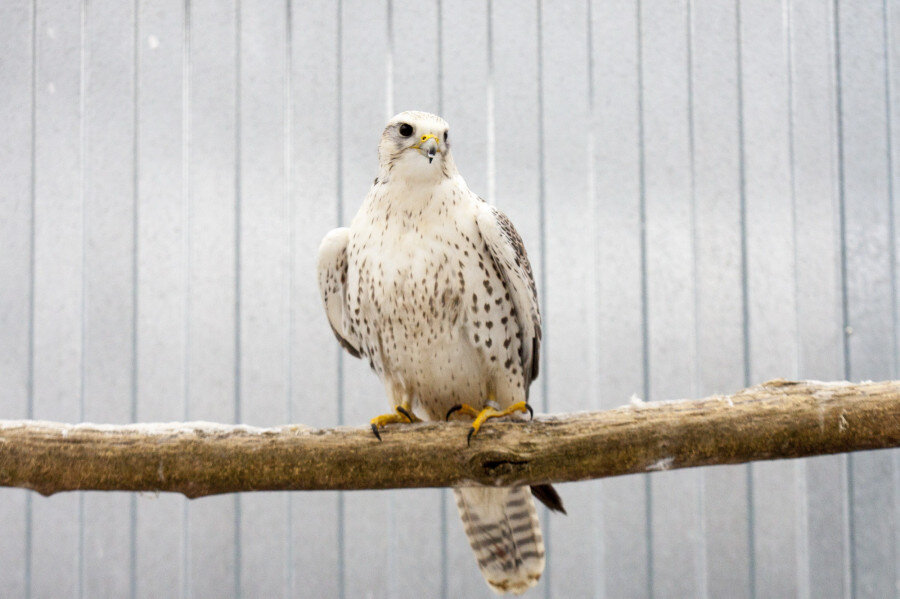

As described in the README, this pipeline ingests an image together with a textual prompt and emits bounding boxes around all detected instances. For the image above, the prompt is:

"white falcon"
[317,111,565,594]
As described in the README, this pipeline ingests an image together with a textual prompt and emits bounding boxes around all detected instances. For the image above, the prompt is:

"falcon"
[317,111,565,594]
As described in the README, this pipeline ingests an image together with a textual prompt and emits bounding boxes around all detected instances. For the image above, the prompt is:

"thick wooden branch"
[1,379,899,498]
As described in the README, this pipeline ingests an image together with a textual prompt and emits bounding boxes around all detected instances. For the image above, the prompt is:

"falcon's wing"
[317,228,361,359]
[475,203,542,387]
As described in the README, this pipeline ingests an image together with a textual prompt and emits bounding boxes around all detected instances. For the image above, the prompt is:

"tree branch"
[1,379,898,498]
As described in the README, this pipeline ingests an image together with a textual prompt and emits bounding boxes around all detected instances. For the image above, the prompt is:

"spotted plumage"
[317,111,563,594]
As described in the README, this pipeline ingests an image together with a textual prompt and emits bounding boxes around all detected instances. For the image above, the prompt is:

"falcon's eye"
[398,123,413,137]
[443,131,448,142]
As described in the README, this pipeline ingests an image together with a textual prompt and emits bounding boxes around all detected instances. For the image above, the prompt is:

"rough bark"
[1,379,898,498]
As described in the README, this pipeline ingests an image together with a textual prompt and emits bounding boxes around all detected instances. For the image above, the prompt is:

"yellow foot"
[370,403,420,441]
[446,401,534,446]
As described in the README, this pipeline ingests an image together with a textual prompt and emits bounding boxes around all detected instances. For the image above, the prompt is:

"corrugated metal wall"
[0,0,897,597]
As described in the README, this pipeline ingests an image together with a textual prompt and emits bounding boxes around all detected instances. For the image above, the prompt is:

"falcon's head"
[378,111,456,181]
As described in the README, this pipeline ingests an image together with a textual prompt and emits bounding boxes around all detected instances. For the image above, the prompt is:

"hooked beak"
[414,134,440,163]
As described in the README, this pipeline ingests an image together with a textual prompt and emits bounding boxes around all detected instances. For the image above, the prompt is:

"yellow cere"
[413,133,441,150]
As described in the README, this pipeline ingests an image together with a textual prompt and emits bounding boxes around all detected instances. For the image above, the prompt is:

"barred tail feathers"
[454,486,545,595]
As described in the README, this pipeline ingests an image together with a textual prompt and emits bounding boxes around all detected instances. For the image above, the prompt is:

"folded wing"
[317,227,361,359]
[474,203,542,391]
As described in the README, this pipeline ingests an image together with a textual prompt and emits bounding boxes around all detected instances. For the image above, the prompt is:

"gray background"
[0,0,898,597]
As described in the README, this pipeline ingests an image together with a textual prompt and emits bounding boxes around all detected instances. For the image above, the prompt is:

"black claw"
[446,405,463,421]
[467,427,475,447]
[525,403,534,420]
[371,423,382,441]
[397,405,415,422]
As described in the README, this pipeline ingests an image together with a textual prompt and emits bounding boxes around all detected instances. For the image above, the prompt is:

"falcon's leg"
[446,395,533,446]
[370,399,421,441]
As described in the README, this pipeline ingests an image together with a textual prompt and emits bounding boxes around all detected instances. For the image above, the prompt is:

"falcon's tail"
[454,486,545,595]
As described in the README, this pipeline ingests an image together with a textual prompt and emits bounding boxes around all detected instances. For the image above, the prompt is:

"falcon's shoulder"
[316,227,361,359]
[473,201,542,383]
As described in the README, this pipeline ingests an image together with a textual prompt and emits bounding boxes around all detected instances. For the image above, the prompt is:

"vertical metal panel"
[837,1,899,597]
[690,2,752,597]
[81,4,136,420]
[134,0,188,596]
[889,2,900,595]
[591,1,650,596]
[441,0,489,200]
[186,0,239,595]
[392,0,440,115]
[339,2,391,597]
[81,0,136,595]
[0,1,33,596]
[790,1,848,597]
[289,1,342,596]
[237,0,290,595]
[739,2,804,596]
[791,0,844,383]
[640,2,704,597]
[540,1,598,598]
[31,1,84,596]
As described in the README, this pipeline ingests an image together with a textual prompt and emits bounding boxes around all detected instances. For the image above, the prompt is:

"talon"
[396,405,417,422]
[525,403,534,420]
[370,402,418,440]
[462,400,533,444]
[446,403,480,421]
[446,405,463,421]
